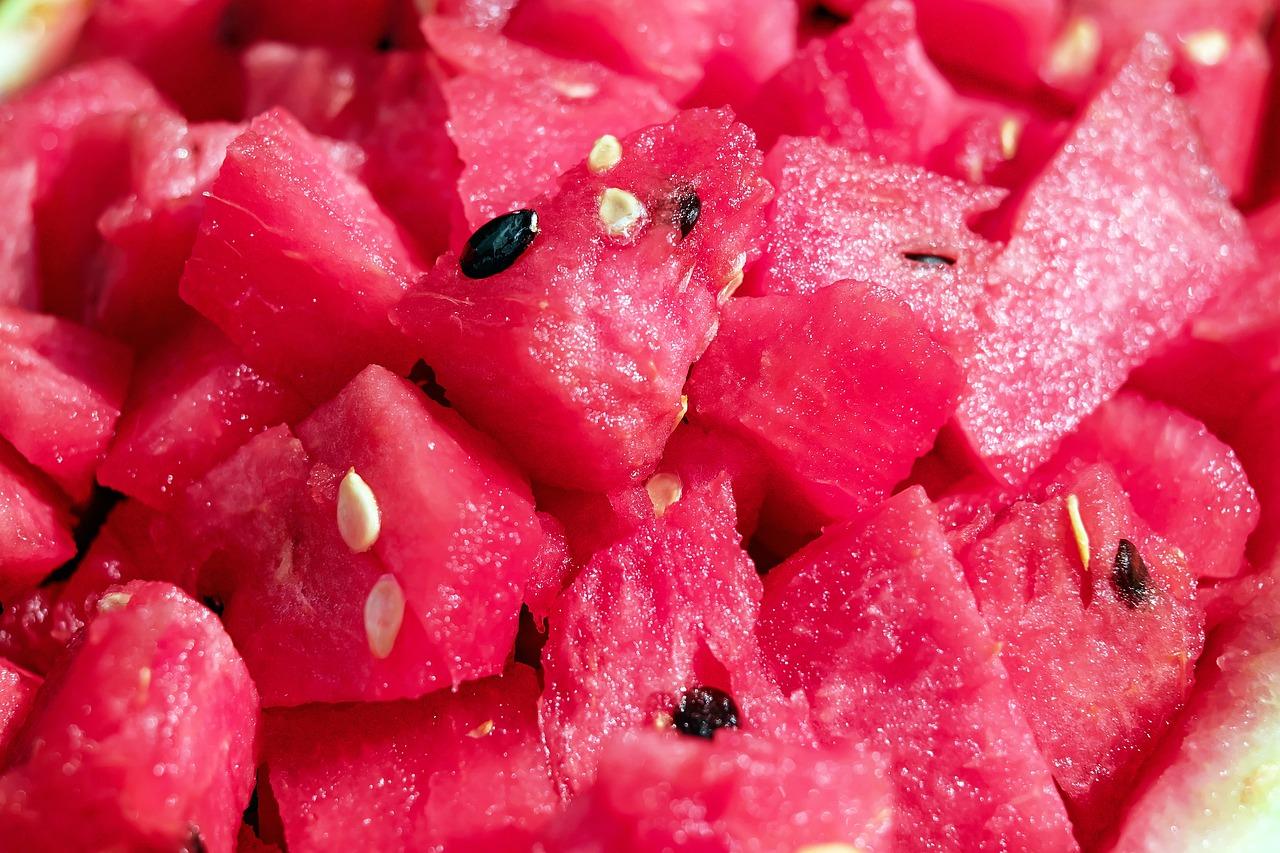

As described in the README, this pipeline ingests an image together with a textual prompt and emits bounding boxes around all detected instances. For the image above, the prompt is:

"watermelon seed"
[338,469,381,553]
[1112,539,1154,608]
[673,686,740,739]
[999,117,1023,160]
[903,252,956,266]
[676,394,689,425]
[1065,494,1090,571]
[599,188,648,238]
[675,188,702,238]
[552,79,599,100]
[467,719,495,738]
[646,472,683,517]
[1045,15,1100,82]
[460,209,540,279]
[1181,29,1230,67]
[364,574,406,659]
[588,134,622,174]
[718,253,748,305]
[97,591,133,613]
[202,596,225,616]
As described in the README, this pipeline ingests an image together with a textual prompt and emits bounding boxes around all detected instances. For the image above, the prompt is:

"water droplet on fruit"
[672,686,740,739]
[675,188,701,238]
[1112,539,1154,607]
[1182,29,1231,67]
[599,188,647,238]
[364,573,405,659]
[903,251,956,266]
[646,472,683,517]
[588,134,622,174]
[460,209,540,279]
[337,468,381,553]
[1066,493,1090,571]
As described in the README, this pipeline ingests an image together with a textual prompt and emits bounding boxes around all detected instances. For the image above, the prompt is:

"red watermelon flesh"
[540,475,812,796]
[433,0,519,30]
[425,18,675,229]
[265,664,556,852]
[532,484,655,569]
[525,511,575,622]
[0,581,257,853]
[179,108,422,402]
[393,108,771,491]
[0,440,74,600]
[745,135,1005,354]
[225,0,402,48]
[98,320,310,508]
[758,486,1076,852]
[955,36,1255,482]
[688,281,963,532]
[680,0,797,113]
[0,659,37,763]
[543,730,894,852]
[0,157,38,310]
[1231,382,1280,565]
[956,464,1203,843]
[915,0,1064,93]
[91,113,240,350]
[1109,577,1280,850]
[0,305,132,501]
[0,585,65,680]
[655,424,768,540]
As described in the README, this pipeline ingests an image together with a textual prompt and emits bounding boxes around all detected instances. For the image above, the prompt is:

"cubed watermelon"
[0,581,256,852]
[265,665,556,851]
[393,108,771,491]
[0,440,74,599]
[180,109,422,401]
[956,464,1203,843]
[688,281,962,532]
[759,486,1077,851]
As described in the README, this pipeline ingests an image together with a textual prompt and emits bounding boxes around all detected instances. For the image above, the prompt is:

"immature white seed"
[646,472,684,518]
[1182,29,1230,67]
[1045,15,1100,81]
[675,394,689,424]
[364,573,406,659]
[1066,493,1090,571]
[337,468,381,553]
[97,591,133,613]
[599,187,647,237]
[467,719,495,739]
[587,134,622,174]
[717,253,748,305]
[999,116,1022,160]
[552,79,598,100]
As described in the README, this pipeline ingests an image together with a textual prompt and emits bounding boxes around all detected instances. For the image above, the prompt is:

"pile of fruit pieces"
[2,0,1280,850]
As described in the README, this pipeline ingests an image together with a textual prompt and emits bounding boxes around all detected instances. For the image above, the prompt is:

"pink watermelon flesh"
[0,581,256,853]
[1231,382,1280,565]
[956,464,1203,843]
[532,484,656,569]
[746,135,1006,354]
[91,113,240,350]
[758,486,1077,852]
[955,36,1255,482]
[0,441,75,599]
[525,511,576,622]
[393,108,771,491]
[542,730,894,852]
[540,475,811,796]
[180,109,422,402]
[265,665,556,852]
[914,0,1064,93]
[679,0,797,112]
[424,18,676,229]
[0,158,38,310]
[0,305,132,502]
[98,320,310,508]
[0,660,38,764]
[688,281,963,531]
[655,424,768,540]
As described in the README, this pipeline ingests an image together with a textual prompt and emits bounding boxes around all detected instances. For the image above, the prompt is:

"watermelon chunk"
[393,108,771,491]
[265,665,556,851]
[688,281,962,531]
[916,0,1064,93]
[0,305,132,501]
[540,475,810,796]
[180,109,422,402]
[543,731,894,852]
[745,136,1006,353]
[524,511,576,622]
[956,36,1255,481]
[956,464,1203,843]
[0,441,74,599]
[424,18,675,229]
[759,486,1077,852]
[0,581,257,853]
[98,320,310,508]
[0,659,38,763]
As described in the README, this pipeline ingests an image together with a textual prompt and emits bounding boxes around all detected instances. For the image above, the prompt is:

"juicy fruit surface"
[2,2,1279,849]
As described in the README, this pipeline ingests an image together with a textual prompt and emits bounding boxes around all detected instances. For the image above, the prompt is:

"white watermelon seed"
[364,573,405,659]
[552,79,598,100]
[1182,29,1230,67]
[718,253,748,305]
[599,187,647,238]
[653,711,675,730]
[587,134,622,174]
[1066,493,1090,571]
[675,394,689,424]
[646,472,683,518]
[97,591,133,612]
[999,117,1022,160]
[1045,16,1100,81]
[337,468,381,553]
[467,719,495,738]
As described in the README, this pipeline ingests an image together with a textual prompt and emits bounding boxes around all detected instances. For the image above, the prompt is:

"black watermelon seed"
[460,209,539,279]
[407,359,452,408]
[809,3,852,27]
[672,686,740,739]
[676,189,702,239]
[202,596,225,617]
[903,251,957,266]
[1113,539,1154,608]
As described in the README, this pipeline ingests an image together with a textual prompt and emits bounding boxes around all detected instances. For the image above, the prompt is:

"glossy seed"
[676,188,701,238]
[588,134,622,174]
[364,573,406,659]
[460,209,539,279]
[1113,539,1154,607]
[1182,29,1230,67]
[673,686,740,739]
[1045,15,1100,81]
[999,117,1022,160]
[1066,493,1090,571]
[467,719,495,738]
[337,468,381,553]
[97,591,133,613]
[646,472,683,517]
[599,188,647,238]
[903,251,956,266]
